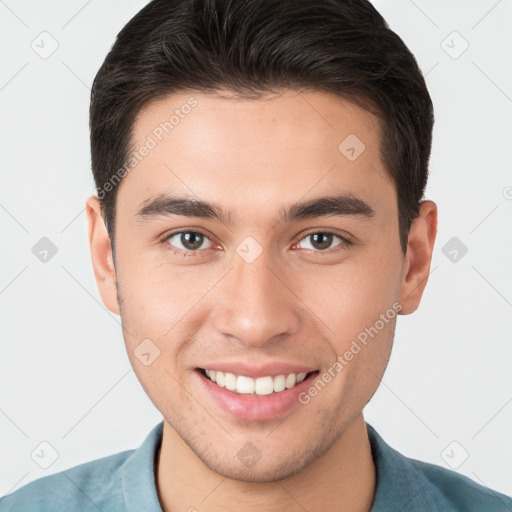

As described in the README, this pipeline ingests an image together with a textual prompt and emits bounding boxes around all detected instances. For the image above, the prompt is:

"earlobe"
[85,195,120,315]
[398,200,438,315]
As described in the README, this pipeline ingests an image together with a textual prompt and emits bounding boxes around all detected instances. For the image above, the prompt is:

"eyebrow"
[134,192,375,225]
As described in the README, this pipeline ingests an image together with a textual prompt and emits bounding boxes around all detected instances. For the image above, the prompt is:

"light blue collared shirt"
[1,421,511,511]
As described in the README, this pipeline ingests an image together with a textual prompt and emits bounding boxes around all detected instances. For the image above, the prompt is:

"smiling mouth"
[198,368,319,396]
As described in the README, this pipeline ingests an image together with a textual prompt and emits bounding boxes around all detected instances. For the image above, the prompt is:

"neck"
[156,414,376,512]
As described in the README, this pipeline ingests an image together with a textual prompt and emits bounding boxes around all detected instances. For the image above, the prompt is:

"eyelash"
[159,229,353,257]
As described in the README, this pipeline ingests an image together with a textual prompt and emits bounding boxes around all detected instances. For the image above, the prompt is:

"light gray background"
[1,0,511,499]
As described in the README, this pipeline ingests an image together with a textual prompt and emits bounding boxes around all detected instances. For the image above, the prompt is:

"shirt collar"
[120,420,449,512]
[122,421,164,512]
[366,422,449,511]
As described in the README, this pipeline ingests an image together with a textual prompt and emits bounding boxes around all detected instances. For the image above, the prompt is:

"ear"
[85,195,120,315]
[398,200,438,315]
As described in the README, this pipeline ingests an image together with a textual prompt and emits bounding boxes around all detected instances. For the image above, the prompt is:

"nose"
[212,246,301,349]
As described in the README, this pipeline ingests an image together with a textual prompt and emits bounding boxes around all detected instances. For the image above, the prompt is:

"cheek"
[115,256,217,383]
[293,256,401,341]
[116,267,194,407]
[116,253,201,331]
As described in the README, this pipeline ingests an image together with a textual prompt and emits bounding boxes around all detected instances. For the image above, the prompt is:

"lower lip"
[195,369,319,421]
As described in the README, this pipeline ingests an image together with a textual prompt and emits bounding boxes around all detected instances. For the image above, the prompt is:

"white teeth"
[285,373,296,389]
[273,374,286,392]
[296,372,307,383]
[225,372,237,391]
[203,369,312,396]
[236,375,255,394]
[216,371,226,388]
[255,376,274,395]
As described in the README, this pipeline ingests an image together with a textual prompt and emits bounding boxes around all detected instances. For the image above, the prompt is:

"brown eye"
[165,231,212,253]
[297,232,347,252]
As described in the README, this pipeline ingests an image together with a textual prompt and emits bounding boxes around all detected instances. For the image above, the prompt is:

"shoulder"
[366,423,512,512]
[408,456,512,512]
[0,449,133,512]
[0,421,164,512]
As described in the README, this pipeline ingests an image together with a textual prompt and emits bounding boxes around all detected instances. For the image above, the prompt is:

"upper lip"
[197,361,318,379]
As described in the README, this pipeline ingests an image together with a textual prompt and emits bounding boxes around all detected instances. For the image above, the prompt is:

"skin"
[86,89,437,512]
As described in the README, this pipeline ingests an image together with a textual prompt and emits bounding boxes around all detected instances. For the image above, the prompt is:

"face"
[87,88,436,482]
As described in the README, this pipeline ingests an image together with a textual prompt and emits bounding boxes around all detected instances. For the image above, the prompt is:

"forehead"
[119,89,395,222]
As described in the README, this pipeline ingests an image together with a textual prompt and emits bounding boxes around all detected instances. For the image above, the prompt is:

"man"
[1,0,511,511]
